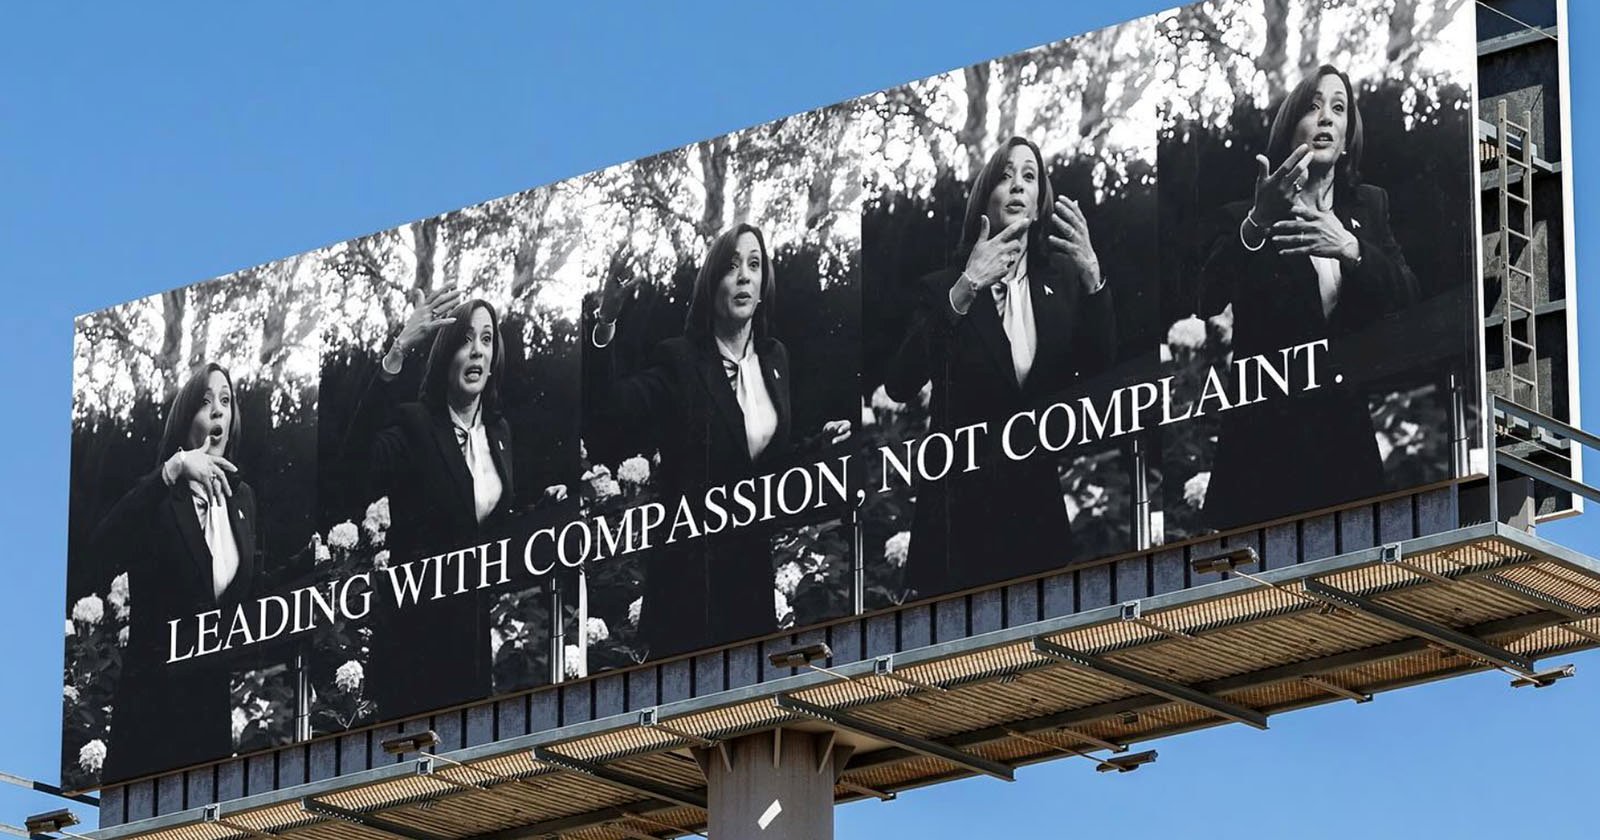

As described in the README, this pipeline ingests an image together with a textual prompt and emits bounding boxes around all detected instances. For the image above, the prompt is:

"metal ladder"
[1496,99,1539,412]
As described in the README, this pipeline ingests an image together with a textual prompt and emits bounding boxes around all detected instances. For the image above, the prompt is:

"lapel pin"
[1351,218,1362,229]
[1044,284,1055,295]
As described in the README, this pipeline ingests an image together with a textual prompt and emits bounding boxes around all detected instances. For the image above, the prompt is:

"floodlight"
[1510,664,1575,689]
[1095,750,1157,773]
[379,729,440,755]
[768,643,833,669]
[1191,546,1259,575]
[23,811,78,836]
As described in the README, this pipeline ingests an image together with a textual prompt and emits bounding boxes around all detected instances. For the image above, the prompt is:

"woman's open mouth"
[1311,131,1336,148]
[463,364,484,383]
[733,291,754,305]
[1005,200,1028,214]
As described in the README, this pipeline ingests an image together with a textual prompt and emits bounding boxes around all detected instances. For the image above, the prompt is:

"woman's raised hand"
[1250,143,1312,228]
[823,419,852,446]
[598,249,643,323]
[396,286,463,353]
[1046,196,1103,292]
[165,449,238,507]
[962,216,1031,290]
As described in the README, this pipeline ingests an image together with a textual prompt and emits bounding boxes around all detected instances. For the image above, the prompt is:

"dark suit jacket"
[585,331,793,658]
[886,250,1116,596]
[362,397,514,722]
[95,470,258,784]
[1197,183,1419,530]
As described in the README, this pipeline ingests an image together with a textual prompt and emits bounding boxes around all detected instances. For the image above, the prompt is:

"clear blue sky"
[2,2,1595,837]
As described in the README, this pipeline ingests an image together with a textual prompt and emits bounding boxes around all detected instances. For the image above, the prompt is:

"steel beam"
[774,694,1014,782]
[299,799,448,840]
[1474,573,1598,620]
[530,747,706,811]
[1301,580,1536,673]
[1031,638,1269,730]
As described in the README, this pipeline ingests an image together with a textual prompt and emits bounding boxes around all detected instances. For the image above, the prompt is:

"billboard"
[61,0,1482,789]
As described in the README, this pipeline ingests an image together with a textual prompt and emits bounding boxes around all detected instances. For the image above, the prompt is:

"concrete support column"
[701,730,845,840]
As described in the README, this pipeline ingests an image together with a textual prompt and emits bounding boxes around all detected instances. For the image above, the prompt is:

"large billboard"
[61,0,1482,789]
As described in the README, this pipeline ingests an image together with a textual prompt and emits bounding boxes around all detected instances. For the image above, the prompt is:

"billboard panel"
[61,0,1482,789]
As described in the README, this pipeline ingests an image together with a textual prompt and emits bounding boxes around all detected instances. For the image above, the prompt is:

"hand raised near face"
[1250,143,1312,229]
[1046,196,1103,292]
[598,247,643,324]
[396,286,463,353]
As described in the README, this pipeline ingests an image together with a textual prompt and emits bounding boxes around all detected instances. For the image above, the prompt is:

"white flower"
[333,660,364,693]
[774,562,803,598]
[373,550,390,570]
[584,617,610,645]
[63,685,80,704]
[365,497,391,530]
[579,438,589,461]
[78,739,106,774]
[231,708,248,743]
[860,402,876,427]
[108,572,131,618]
[328,521,360,550]
[774,589,792,621]
[869,384,902,413]
[71,595,105,626]
[562,644,584,678]
[591,476,622,501]
[1183,471,1211,509]
[617,456,651,487]
[314,542,331,564]
[917,381,933,408]
[1167,315,1207,353]
[65,619,75,637]
[627,597,643,626]
[362,519,387,547]
[884,531,912,569]
[117,626,129,647]
[490,627,505,660]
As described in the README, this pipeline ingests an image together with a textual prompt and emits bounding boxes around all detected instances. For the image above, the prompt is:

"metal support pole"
[1131,437,1152,551]
[549,583,565,685]
[705,731,840,840]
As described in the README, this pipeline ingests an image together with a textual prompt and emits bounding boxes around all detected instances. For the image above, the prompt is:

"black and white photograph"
[1154,0,1481,539]
[577,105,864,667]
[858,20,1163,606]
[315,188,585,724]
[64,264,320,788]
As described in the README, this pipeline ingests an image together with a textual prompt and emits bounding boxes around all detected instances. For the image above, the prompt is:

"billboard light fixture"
[1193,547,1331,610]
[1094,750,1158,773]
[1191,547,1259,575]
[768,643,833,670]
[22,811,77,836]
[380,730,439,756]
[1510,664,1576,689]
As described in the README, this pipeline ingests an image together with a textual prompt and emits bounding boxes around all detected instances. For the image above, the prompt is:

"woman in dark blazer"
[1197,64,1419,530]
[95,363,257,783]
[587,223,849,659]
[886,136,1116,597]
[362,292,517,721]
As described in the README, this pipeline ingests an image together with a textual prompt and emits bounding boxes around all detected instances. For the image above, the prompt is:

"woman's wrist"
[381,342,407,376]
[161,451,185,486]
[1239,208,1268,252]
[948,272,980,315]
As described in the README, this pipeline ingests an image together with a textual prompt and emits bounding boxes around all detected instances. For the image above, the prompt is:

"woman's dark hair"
[419,298,504,416]
[159,362,241,464]
[959,136,1055,261]
[684,223,776,343]
[1266,64,1364,191]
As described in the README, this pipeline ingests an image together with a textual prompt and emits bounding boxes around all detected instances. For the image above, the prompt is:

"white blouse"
[450,405,504,524]
[716,335,778,460]
[188,484,240,600]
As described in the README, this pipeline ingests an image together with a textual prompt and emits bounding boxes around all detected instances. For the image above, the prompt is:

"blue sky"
[2,2,1596,837]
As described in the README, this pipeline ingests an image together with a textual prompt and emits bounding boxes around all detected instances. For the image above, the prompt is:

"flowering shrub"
[61,579,128,790]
